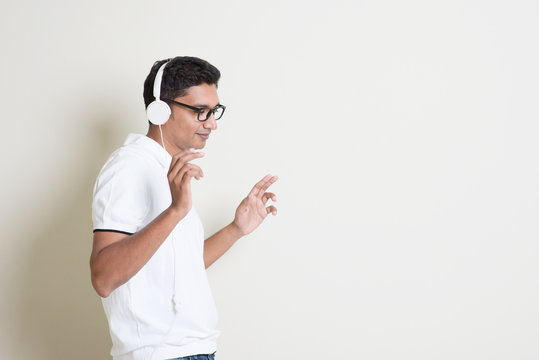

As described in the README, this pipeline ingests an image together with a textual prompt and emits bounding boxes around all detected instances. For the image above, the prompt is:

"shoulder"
[96,142,158,184]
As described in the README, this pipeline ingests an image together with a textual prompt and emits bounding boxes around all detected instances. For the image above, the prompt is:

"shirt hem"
[112,341,217,360]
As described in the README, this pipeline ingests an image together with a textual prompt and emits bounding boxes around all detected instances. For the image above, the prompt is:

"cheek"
[176,121,197,135]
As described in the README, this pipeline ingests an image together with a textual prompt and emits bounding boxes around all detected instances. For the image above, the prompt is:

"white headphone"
[146,60,171,125]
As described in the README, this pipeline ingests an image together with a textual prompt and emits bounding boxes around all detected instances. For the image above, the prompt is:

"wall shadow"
[13,112,128,359]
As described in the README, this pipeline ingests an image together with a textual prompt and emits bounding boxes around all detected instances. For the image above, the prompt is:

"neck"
[146,124,180,156]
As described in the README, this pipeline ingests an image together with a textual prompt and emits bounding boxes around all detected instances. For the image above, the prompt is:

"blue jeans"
[168,353,215,360]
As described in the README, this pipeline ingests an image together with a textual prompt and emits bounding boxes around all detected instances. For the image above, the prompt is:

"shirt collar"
[124,133,172,169]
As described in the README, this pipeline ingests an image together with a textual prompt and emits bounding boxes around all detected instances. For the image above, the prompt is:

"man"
[90,56,278,360]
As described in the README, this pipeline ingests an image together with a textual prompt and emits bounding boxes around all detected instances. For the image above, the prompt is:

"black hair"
[143,56,221,108]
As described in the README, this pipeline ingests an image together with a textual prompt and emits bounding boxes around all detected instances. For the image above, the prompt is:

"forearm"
[203,223,244,268]
[91,207,186,297]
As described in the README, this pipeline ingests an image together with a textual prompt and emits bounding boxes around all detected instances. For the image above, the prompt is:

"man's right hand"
[167,148,205,216]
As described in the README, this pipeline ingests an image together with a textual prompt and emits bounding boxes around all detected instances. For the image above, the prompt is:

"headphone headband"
[153,60,170,102]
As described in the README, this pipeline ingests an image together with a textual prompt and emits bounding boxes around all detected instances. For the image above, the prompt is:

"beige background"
[1,0,538,359]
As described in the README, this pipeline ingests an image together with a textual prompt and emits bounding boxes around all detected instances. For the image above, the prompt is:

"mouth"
[197,133,210,140]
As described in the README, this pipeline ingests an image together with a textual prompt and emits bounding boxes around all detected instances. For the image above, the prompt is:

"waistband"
[169,352,216,360]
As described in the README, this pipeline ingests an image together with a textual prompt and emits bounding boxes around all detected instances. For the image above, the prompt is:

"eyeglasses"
[162,98,226,121]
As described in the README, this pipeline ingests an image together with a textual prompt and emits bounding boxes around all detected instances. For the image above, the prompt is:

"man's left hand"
[231,174,278,236]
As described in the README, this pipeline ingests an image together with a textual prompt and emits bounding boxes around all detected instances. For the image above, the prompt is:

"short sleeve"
[92,152,150,234]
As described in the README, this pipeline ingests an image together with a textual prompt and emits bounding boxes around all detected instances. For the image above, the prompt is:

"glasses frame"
[162,98,226,121]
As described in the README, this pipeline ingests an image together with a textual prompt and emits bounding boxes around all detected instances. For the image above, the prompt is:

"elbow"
[91,270,112,298]
[90,255,115,298]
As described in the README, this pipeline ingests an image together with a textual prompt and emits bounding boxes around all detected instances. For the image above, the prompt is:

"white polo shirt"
[92,133,220,360]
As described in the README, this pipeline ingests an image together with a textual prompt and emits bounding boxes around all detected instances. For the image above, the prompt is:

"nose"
[203,113,218,130]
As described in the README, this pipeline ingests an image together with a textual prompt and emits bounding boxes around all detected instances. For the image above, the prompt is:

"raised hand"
[167,148,205,217]
[232,174,278,236]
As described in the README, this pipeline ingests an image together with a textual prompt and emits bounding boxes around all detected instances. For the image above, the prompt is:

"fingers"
[168,150,205,178]
[257,175,278,198]
[262,192,277,205]
[176,163,203,184]
[248,174,271,197]
[168,149,205,181]
[169,148,203,166]
[180,168,198,186]
[249,174,279,198]
[266,205,277,216]
[170,163,204,184]
[168,148,198,171]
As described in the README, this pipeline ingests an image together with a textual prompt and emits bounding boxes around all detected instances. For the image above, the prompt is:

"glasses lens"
[213,106,224,120]
[198,106,225,121]
[197,108,211,121]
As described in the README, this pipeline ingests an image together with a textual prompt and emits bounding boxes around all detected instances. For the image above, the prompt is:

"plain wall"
[1,0,538,359]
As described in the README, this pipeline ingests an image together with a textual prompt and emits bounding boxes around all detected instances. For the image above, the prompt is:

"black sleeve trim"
[93,229,134,235]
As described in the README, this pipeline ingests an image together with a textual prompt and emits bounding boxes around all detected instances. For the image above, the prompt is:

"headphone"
[146,60,171,125]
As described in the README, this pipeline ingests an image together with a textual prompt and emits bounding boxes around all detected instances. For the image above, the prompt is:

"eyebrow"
[194,103,222,108]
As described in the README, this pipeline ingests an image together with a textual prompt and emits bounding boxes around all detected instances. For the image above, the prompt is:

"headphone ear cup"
[147,100,171,125]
